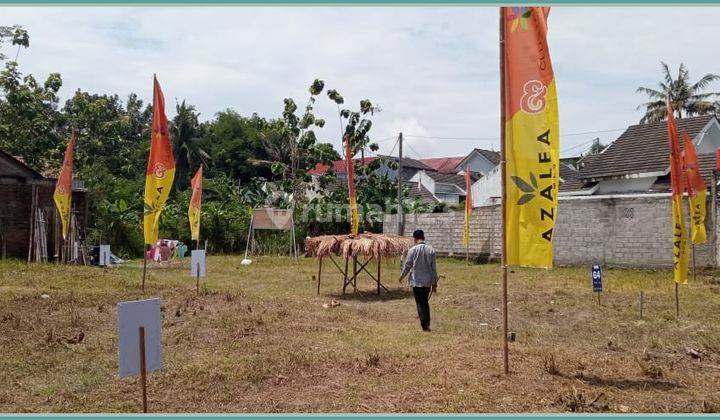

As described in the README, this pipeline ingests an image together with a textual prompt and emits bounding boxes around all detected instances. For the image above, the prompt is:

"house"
[0,149,87,260]
[471,115,720,205]
[308,148,496,207]
[569,115,720,195]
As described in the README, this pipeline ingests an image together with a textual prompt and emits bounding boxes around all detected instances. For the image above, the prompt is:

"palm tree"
[636,62,720,123]
[170,101,208,191]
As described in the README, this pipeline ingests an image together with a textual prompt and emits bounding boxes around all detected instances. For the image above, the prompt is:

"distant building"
[0,149,87,260]
[307,148,498,207]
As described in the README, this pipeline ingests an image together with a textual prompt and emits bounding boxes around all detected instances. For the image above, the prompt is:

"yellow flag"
[53,132,76,240]
[503,7,559,268]
[189,166,203,242]
[667,102,688,284]
[143,76,176,245]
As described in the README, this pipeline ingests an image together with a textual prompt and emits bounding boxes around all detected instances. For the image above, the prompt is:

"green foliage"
[636,62,720,123]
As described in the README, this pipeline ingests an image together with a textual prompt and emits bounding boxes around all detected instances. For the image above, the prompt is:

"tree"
[170,100,207,191]
[0,25,29,62]
[0,61,63,170]
[636,62,720,123]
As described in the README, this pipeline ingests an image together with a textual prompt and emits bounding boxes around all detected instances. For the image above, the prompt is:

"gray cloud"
[2,6,719,159]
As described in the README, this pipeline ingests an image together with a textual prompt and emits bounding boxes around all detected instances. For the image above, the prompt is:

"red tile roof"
[308,156,378,175]
[420,157,465,174]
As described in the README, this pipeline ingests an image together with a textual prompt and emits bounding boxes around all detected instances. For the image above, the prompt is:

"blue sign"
[591,264,603,292]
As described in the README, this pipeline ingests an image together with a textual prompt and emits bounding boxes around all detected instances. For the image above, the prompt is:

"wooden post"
[352,256,358,292]
[712,171,718,268]
[596,291,601,306]
[142,245,148,292]
[397,133,404,237]
[498,7,510,375]
[317,258,322,295]
[138,326,148,413]
[196,261,200,295]
[377,255,381,295]
[675,282,680,319]
[639,291,644,319]
[27,185,37,263]
[342,255,349,296]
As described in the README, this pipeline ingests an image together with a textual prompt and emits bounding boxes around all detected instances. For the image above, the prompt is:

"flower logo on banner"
[520,80,548,114]
[507,7,532,32]
[153,162,167,179]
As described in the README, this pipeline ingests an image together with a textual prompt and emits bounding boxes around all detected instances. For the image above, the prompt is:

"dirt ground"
[1,256,719,413]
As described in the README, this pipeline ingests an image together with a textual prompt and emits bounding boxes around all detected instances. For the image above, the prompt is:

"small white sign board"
[117,298,162,378]
[191,250,206,277]
[99,245,111,266]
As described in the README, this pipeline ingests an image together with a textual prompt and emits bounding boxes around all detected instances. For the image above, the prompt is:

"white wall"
[471,166,501,207]
[696,119,720,154]
[460,152,497,176]
[595,177,658,194]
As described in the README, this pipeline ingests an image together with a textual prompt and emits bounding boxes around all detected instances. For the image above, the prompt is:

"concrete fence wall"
[383,194,719,268]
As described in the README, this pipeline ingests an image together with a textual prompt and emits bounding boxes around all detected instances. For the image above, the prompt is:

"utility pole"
[397,132,405,236]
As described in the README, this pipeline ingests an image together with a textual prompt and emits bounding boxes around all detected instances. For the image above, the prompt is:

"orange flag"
[667,101,688,284]
[53,131,76,240]
[188,166,203,242]
[143,76,176,245]
[503,7,559,268]
[344,135,359,235]
[463,166,472,248]
[682,132,707,244]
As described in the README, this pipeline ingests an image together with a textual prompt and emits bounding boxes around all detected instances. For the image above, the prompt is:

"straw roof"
[306,233,414,259]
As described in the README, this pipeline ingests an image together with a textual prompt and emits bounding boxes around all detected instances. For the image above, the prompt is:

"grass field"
[1,255,720,413]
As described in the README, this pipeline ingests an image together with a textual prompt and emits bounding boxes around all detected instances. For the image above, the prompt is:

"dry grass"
[1,257,720,413]
[306,233,414,259]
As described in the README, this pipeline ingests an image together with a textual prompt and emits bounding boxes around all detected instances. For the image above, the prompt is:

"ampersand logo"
[520,80,547,114]
[153,162,167,179]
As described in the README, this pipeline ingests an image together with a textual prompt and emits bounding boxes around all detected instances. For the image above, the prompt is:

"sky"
[1,6,719,160]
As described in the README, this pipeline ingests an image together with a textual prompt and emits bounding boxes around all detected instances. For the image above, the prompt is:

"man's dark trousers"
[413,286,431,330]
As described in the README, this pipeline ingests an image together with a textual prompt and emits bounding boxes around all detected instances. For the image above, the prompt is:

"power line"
[402,127,625,142]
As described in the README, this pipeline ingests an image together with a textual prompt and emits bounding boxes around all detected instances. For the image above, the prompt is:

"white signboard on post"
[191,249,206,277]
[99,245,111,266]
[117,298,162,378]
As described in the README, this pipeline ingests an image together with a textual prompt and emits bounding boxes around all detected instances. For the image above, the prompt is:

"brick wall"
[383,194,718,268]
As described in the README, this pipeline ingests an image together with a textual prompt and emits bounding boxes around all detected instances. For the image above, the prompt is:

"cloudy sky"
[2,6,719,159]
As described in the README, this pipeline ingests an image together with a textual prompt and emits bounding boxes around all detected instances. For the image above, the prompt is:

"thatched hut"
[306,233,414,296]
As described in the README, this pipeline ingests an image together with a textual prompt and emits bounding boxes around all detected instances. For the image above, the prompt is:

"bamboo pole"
[499,7,510,375]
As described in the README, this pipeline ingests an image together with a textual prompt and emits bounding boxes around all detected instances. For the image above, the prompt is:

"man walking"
[399,229,438,331]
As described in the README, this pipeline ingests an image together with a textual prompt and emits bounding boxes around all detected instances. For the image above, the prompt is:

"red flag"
[716,148,720,171]
[143,76,176,245]
[53,131,76,239]
[189,166,203,242]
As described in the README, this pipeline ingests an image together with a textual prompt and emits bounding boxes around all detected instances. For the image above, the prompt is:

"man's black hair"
[413,229,425,240]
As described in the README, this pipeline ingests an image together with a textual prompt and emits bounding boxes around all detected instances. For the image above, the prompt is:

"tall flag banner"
[716,147,720,171]
[502,7,559,268]
[682,132,707,244]
[143,76,176,245]
[344,135,359,235]
[463,166,472,247]
[189,166,203,242]
[53,131,76,240]
[667,102,689,284]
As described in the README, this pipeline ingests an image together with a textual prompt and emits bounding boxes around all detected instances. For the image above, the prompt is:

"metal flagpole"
[499,7,510,375]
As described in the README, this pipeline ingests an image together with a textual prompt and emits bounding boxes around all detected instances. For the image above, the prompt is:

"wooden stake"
[377,255,381,295]
[27,185,37,263]
[639,291,644,319]
[675,282,680,319]
[352,256,358,293]
[499,7,510,375]
[317,257,322,295]
[342,255,349,296]
[138,326,148,413]
[142,245,148,292]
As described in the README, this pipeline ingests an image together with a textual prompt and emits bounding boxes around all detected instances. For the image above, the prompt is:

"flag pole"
[498,6,510,375]
[142,244,148,292]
